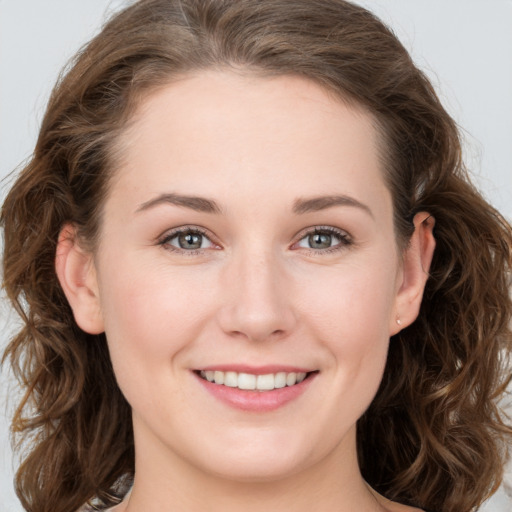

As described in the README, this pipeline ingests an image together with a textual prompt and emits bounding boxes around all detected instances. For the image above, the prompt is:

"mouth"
[195,369,317,391]
[193,365,319,411]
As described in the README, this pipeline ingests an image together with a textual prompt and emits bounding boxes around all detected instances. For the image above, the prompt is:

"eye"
[160,228,215,252]
[295,227,352,252]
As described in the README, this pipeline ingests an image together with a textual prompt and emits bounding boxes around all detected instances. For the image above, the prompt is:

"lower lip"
[194,372,317,412]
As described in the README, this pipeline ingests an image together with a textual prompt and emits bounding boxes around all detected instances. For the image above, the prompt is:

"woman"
[1,1,511,511]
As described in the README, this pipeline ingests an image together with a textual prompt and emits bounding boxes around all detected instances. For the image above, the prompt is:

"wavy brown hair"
[2,1,511,511]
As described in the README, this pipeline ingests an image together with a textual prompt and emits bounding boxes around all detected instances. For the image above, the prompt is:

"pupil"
[309,233,331,249]
[179,232,202,249]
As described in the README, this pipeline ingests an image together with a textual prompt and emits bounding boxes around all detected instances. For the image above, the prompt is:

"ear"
[55,224,104,334]
[390,212,436,335]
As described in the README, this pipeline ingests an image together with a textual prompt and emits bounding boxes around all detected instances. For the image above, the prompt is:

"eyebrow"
[293,195,374,218]
[136,193,222,214]
[136,192,372,218]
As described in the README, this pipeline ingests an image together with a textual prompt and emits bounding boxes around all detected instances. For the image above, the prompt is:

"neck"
[121,424,389,512]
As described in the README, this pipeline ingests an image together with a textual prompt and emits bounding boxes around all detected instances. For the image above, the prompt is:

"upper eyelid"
[158,226,219,255]
[158,225,212,242]
[293,225,351,241]
[291,226,353,254]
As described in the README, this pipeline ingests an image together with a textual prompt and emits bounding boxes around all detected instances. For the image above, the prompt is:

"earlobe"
[390,212,436,335]
[55,224,104,334]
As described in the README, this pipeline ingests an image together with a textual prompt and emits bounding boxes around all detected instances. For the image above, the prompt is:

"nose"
[216,250,297,343]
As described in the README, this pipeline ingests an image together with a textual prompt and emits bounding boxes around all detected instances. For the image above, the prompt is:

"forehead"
[109,71,390,216]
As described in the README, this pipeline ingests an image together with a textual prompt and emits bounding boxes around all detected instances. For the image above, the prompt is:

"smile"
[198,370,308,391]
[194,367,318,411]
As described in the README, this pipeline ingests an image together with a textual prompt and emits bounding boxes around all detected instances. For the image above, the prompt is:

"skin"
[56,71,434,512]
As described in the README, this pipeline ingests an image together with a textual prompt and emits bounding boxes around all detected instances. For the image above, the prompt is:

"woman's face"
[64,71,430,483]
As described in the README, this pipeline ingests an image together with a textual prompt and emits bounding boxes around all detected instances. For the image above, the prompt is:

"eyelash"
[293,226,353,255]
[158,226,217,256]
[158,225,353,255]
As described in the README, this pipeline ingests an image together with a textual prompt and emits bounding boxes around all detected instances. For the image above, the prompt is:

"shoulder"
[369,487,427,512]
[385,505,426,512]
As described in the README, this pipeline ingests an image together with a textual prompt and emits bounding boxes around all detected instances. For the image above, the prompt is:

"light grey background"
[1,1,511,511]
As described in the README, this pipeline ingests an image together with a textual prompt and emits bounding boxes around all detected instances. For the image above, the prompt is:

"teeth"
[274,372,287,389]
[256,373,275,390]
[286,372,297,386]
[238,373,256,390]
[224,371,238,387]
[199,370,309,391]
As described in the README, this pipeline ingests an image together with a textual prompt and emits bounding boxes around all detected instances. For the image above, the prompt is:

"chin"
[181,425,334,484]
[203,454,309,483]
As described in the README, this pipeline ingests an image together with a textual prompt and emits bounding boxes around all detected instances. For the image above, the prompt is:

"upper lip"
[195,364,315,375]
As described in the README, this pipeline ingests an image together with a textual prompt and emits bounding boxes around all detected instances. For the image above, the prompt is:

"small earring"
[396,317,402,326]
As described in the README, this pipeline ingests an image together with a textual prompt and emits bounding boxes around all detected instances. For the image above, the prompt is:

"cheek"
[96,258,214,397]
[296,258,397,393]
[100,253,210,335]
[297,256,397,341]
